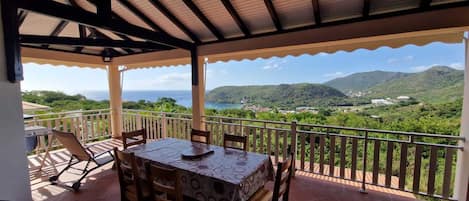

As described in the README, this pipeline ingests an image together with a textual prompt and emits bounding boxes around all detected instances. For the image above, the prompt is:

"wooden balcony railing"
[24,109,112,154]
[122,109,465,200]
[26,109,465,200]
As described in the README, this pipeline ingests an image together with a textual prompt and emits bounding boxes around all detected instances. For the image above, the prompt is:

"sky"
[20,42,465,94]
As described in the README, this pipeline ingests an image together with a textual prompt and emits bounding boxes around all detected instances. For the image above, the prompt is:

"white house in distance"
[371,99,394,105]
[397,96,411,101]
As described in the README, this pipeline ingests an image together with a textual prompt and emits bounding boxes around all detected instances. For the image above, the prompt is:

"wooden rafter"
[264,0,282,30]
[18,0,193,49]
[20,35,172,50]
[117,0,166,34]
[312,0,321,25]
[87,27,131,55]
[363,0,371,17]
[17,10,28,27]
[182,0,224,40]
[42,20,69,48]
[420,0,432,8]
[221,0,250,36]
[149,0,200,43]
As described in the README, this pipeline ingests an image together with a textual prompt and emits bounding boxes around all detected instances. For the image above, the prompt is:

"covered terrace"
[1,0,469,200]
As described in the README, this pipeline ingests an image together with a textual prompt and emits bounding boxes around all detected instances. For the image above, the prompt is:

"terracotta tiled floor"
[29,139,417,201]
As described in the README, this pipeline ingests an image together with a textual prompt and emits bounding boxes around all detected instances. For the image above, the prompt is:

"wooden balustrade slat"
[275,129,280,163]
[372,140,381,184]
[253,127,257,152]
[283,130,288,159]
[427,146,438,195]
[90,115,95,139]
[399,143,408,190]
[96,114,101,137]
[310,134,315,172]
[413,145,422,193]
[329,136,336,176]
[340,136,346,178]
[385,141,394,187]
[267,129,272,157]
[300,133,306,171]
[260,128,265,154]
[351,138,358,180]
[319,135,325,175]
[442,148,454,198]
[107,114,112,136]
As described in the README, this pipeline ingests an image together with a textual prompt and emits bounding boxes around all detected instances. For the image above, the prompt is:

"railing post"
[136,113,142,129]
[161,113,167,138]
[360,130,369,194]
[291,121,297,177]
[454,37,469,201]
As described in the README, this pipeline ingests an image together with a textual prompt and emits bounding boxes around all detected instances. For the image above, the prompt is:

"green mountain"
[206,83,347,109]
[324,71,410,95]
[367,66,464,103]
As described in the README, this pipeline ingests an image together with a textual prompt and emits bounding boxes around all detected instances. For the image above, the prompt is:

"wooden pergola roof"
[14,0,469,69]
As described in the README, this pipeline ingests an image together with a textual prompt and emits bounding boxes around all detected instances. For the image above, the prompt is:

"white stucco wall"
[0,2,32,201]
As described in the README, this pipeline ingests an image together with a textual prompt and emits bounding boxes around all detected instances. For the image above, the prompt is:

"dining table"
[126,138,275,201]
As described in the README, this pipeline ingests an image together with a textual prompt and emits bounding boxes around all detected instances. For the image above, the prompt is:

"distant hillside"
[206,83,348,109]
[367,66,464,103]
[324,71,410,95]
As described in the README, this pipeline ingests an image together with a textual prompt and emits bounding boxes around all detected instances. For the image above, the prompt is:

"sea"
[80,90,242,110]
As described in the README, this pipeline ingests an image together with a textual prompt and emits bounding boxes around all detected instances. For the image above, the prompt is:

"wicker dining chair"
[249,153,294,201]
[223,133,248,151]
[145,163,183,201]
[122,129,147,149]
[114,148,150,201]
[190,129,210,144]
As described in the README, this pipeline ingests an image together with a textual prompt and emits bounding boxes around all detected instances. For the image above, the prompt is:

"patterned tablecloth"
[127,138,274,201]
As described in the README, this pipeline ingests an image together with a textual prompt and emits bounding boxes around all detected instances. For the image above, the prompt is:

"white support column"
[191,48,205,130]
[107,62,123,138]
[454,37,469,201]
[0,2,32,200]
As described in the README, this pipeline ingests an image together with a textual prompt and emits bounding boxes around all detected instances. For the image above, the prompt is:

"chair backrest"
[145,163,183,201]
[122,129,147,149]
[223,133,247,151]
[114,148,145,201]
[272,153,294,201]
[190,129,210,144]
[53,130,91,161]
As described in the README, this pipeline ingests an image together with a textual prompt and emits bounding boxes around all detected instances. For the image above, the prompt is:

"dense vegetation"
[326,66,464,103]
[204,83,369,109]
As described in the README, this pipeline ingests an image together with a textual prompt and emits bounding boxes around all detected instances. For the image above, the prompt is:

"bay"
[80,90,241,110]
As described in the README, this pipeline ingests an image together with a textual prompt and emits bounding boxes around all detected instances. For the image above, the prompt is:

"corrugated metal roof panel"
[129,0,192,42]
[273,0,314,29]
[161,0,216,42]
[112,1,154,31]
[20,13,61,36]
[59,22,79,38]
[231,0,276,34]
[370,0,420,15]
[320,0,363,23]
[193,0,244,38]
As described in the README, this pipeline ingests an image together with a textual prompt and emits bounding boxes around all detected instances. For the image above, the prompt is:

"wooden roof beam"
[221,0,250,36]
[421,0,432,8]
[42,20,69,48]
[363,0,370,17]
[264,0,282,31]
[182,0,224,40]
[116,0,166,34]
[312,0,321,25]
[18,0,194,49]
[20,35,173,50]
[17,10,28,27]
[149,0,201,43]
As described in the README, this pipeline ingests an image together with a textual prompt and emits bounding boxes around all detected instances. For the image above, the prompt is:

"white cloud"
[323,72,350,79]
[410,64,439,72]
[449,62,464,70]
[387,55,414,64]
[410,62,464,72]
[262,59,288,70]
[316,52,330,57]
